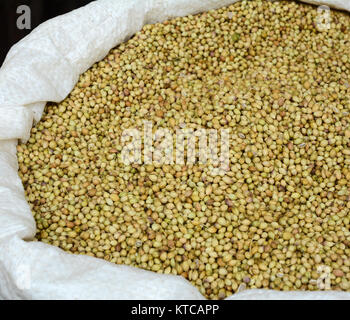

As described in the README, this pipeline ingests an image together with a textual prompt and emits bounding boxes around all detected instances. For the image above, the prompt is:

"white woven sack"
[0,0,349,299]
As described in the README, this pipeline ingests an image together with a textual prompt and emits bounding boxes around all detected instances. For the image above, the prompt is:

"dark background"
[0,0,94,66]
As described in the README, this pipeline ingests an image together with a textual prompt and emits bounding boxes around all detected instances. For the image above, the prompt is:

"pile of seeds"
[17,0,350,299]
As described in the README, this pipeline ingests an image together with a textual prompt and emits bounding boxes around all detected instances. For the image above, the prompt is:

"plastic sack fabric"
[0,0,349,300]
